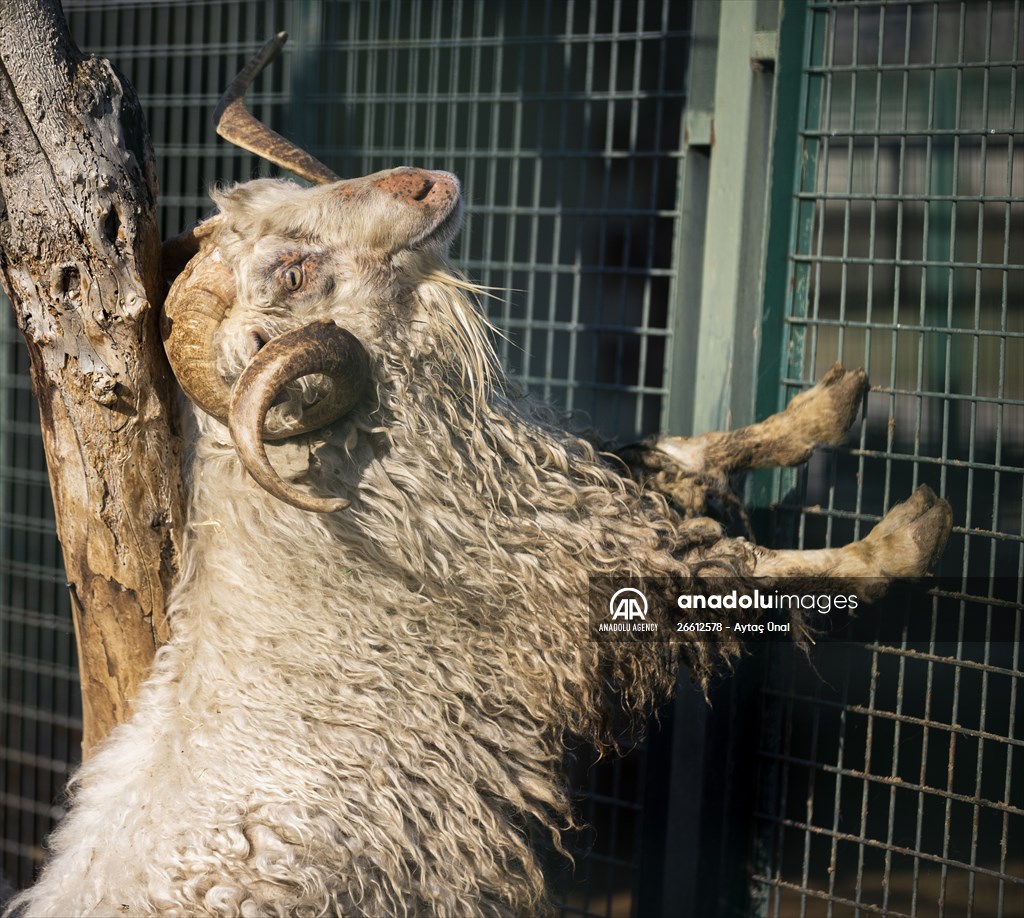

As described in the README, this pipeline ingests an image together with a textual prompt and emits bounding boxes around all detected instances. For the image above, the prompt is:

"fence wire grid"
[2,1,1022,917]
[750,2,1023,916]
[1,1,693,914]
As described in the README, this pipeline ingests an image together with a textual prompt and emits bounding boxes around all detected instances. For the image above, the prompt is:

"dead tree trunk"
[0,0,183,755]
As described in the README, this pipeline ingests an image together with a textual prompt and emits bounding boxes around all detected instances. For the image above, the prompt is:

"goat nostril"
[412,179,434,202]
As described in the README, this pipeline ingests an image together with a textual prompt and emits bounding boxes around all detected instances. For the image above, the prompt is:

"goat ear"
[209,181,263,226]
[161,214,225,283]
[193,213,224,241]
[210,179,302,243]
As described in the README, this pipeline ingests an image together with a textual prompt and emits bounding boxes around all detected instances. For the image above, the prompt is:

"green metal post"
[690,0,762,434]
[664,0,719,436]
[750,0,819,511]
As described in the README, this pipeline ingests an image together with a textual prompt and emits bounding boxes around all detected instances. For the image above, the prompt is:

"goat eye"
[284,265,304,291]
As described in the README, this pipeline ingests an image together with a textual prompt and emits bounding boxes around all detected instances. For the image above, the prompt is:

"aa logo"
[609,587,648,621]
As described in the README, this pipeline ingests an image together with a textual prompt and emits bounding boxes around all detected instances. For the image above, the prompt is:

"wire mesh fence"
[0,2,693,913]
[0,305,80,891]
[750,1,1023,915]
[4,1,1020,915]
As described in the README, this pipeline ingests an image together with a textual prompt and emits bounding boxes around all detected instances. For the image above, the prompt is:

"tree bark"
[0,0,182,755]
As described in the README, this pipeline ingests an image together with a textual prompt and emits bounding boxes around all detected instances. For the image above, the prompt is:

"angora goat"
[9,38,951,918]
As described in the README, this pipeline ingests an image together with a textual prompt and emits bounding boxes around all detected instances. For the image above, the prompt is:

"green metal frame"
[751,0,819,509]
[676,0,789,437]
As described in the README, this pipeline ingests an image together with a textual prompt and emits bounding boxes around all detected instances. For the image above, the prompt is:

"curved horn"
[163,34,344,424]
[215,32,340,185]
[162,229,365,441]
[161,243,235,425]
[228,320,370,512]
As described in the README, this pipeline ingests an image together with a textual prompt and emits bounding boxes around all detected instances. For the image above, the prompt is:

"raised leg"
[658,363,868,476]
[619,363,868,517]
[750,485,953,600]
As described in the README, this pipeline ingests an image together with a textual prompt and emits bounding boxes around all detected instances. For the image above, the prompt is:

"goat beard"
[185,268,762,788]
[296,271,760,729]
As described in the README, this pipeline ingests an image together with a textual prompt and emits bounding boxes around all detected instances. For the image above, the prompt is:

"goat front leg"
[620,363,868,517]
[750,484,953,601]
[657,363,868,476]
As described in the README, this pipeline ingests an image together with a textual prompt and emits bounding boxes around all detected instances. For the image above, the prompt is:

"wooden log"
[0,0,183,755]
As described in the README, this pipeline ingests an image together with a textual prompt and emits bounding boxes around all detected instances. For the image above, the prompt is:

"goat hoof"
[864,484,953,577]
[783,363,870,448]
